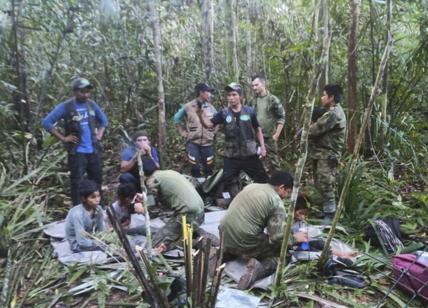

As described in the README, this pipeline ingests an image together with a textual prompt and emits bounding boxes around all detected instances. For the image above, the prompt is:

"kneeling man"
[142,158,205,254]
[219,171,306,289]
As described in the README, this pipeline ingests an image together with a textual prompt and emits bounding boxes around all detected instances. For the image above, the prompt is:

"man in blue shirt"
[119,130,160,190]
[42,78,108,205]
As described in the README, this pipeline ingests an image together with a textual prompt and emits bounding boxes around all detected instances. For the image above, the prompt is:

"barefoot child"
[65,179,105,252]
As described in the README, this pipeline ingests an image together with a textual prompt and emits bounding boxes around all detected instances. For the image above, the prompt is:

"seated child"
[110,183,145,235]
[292,195,357,259]
[65,179,106,252]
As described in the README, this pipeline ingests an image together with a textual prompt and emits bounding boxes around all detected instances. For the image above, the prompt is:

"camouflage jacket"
[219,183,286,252]
[146,170,204,216]
[249,92,285,138]
[308,104,346,160]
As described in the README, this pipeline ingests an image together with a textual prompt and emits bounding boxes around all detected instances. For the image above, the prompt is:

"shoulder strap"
[64,98,76,114]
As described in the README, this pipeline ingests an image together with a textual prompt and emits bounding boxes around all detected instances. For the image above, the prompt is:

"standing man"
[200,83,269,200]
[174,83,218,179]
[308,84,346,224]
[250,75,285,174]
[42,78,108,206]
[119,130,160,190]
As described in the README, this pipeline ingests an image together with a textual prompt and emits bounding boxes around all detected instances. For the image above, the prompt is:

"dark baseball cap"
[224,82,242,95]
[194,82,214,94]
[72,78,93,90]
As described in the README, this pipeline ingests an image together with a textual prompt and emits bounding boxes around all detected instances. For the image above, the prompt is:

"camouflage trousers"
[263,138,281,175]
[152,211,205,249]
[224,233,281,261]
[313,158,338,213]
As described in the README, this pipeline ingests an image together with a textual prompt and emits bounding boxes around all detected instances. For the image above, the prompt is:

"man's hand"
[96,127,105,141]
[272,133,280,142]
[121,219,131,229]
[63,135,79,143]
[138,143,151,156]
[293,231,308,243]
[134,202,145,214]
[259,145,267,159]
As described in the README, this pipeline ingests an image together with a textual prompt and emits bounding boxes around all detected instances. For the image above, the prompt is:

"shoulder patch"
[240,114,251,121]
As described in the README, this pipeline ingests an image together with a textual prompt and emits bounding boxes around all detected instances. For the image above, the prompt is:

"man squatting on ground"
[174,83,218,179]
[141,157,205,254]
[42,78,108,206]
[308,84,346,224]
[119,130,160,190]
[65,179,105,252]
[199,82,269,201]
[218,171,308,289]
[249,75,286,174]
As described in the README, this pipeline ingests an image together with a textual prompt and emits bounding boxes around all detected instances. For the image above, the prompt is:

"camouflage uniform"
[249,92,285,174]
[146,170,205,248]
[308,104,346,214]
[219,183,287,260]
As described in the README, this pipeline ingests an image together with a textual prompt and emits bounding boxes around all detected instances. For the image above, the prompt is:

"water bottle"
[300,242,310,251]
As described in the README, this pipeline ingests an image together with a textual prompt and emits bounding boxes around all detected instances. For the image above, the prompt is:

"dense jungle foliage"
[0,0,427,306]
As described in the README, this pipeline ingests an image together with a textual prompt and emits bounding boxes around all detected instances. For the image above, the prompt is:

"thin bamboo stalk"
[208,264,225,308]
[199,237,212,306]
[192,248,202,305]
[136,247,169,307]
[318,36,393,269]
[274,28,332,287]
[137,153,152,257]
[107,206,167,307]
[182,215,193,300]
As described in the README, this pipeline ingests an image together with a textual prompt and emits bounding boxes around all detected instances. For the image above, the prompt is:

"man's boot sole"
[237,258,262,290]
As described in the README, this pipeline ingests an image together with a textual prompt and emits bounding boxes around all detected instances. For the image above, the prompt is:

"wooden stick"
[208,264,225,308]
[137,153,152,257]
[274,30,332,288]
[192,248,201,306]
[318,36,393,269]
[136,247,169,307]
[199,237,212,306]
[107,206,166,307]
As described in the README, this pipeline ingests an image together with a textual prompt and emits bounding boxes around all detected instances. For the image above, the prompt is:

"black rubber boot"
[323,212,335,225]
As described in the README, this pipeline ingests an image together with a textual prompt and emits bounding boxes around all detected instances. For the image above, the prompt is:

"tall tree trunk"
[322,0,329,86]
[380,0,392,147]
[33,8,75,133]
[200,0,215,81]
[347,0,360,153]
[148,0,166,165]
[245,0,252,86]
[319,37,392,270]
[10,0,29,132]
[227,0,239,81]
[313,0,320,44]
[274,5,332,288]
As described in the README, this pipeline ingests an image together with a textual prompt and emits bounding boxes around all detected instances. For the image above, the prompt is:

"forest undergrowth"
[0,121,426,307]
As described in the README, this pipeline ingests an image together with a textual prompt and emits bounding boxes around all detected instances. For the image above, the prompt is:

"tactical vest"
[223,106,258,158]
[63,98,99,154]
[184,99,216,146]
